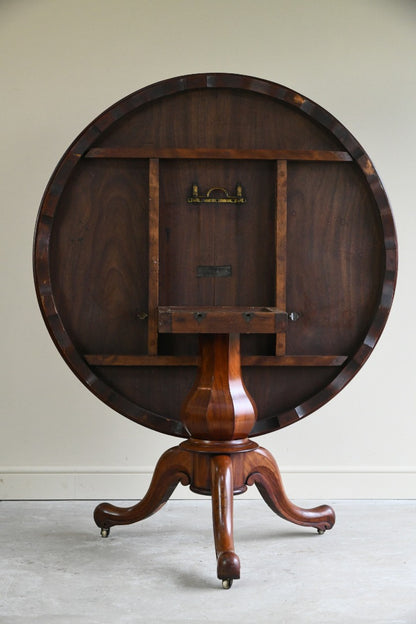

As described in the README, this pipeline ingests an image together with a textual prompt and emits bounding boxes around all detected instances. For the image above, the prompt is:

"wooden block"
[158,306,287,334]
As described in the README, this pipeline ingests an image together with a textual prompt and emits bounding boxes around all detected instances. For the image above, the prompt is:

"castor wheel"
[317,528,326,535]
[100,527,110,538]
[222,578,233,590]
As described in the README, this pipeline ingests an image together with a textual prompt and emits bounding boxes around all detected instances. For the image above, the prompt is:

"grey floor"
[0,500,415,624]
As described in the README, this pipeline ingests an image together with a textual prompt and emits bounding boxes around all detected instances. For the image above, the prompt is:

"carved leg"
[245,446,335,533]
[94,446,192,534]
[211,455,240,589]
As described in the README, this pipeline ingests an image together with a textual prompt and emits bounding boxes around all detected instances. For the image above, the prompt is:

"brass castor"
[222,578,233,589]
[100,527,110,538]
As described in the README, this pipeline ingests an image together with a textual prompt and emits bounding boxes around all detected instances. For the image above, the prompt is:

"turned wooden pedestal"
[94,331,335,589]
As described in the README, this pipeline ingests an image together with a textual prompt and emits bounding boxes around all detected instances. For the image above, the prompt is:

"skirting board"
[1,466,415,500]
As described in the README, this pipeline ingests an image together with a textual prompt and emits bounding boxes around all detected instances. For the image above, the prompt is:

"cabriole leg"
[94,446,192,533]
[246,446,335,533]
[211,454,240,589]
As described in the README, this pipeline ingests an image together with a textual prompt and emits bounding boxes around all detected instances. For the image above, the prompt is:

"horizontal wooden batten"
[84,354,348,367]
[85,147,352,161]
[158,306,287,334]
[243,355,347,367]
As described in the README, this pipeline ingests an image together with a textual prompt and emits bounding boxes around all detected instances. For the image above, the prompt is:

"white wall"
[1,0,415,500]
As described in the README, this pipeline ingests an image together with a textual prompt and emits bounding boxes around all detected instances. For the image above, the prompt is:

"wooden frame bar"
[275,160,288,355]
[147,158,159,355]
[84,354,347,367]
[85,147,352,161]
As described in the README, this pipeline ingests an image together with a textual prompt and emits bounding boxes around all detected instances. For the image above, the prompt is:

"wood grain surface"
[34,73,397,437]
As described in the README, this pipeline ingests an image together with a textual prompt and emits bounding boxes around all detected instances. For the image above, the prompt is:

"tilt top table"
[34,73,397,588]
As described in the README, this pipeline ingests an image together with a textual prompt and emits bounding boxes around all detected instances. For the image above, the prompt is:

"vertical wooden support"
[275,160,287,356]
[148,158,160,355]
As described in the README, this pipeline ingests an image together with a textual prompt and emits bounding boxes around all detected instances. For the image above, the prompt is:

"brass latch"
[187,184,246,204]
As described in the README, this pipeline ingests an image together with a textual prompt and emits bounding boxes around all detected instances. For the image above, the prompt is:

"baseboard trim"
[1,466,415,500]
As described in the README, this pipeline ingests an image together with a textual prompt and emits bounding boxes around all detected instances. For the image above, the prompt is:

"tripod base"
[95,332,335,587]
[94,440,335,588]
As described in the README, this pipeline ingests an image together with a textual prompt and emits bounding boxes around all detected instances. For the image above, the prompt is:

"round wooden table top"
[34,73,397,438]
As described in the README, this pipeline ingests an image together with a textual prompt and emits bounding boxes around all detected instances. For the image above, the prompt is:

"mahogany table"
[34,74,397,588]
